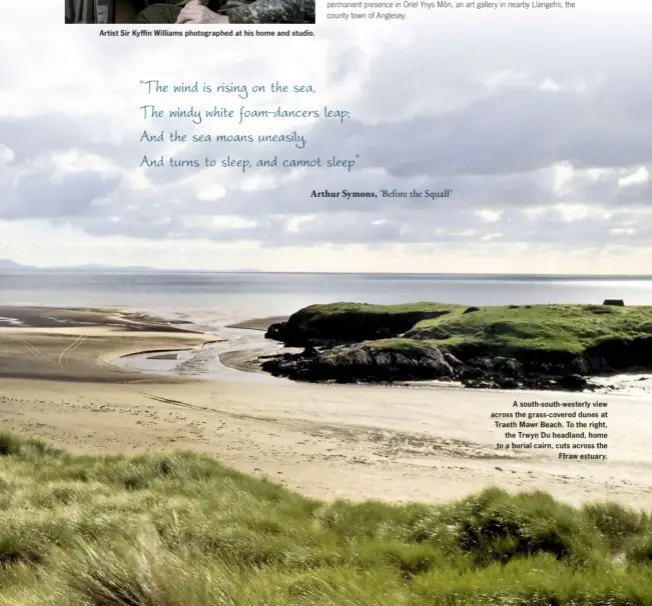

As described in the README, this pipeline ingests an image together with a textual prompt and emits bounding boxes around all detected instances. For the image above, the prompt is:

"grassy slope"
[295,303,652,358]
[406,304,652,355]
[3,431,652,605]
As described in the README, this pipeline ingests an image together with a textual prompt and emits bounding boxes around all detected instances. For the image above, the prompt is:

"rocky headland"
[259,301,652,391]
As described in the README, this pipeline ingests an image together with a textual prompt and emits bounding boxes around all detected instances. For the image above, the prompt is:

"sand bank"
[1,306,652,508]
[0,305,195,332]
[0,306,213,383]
[226,315,288,331]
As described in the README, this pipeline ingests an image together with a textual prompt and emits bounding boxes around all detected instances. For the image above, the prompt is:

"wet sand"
[1,306,652,508]
[0,307,213,383]
[0,306,196,332]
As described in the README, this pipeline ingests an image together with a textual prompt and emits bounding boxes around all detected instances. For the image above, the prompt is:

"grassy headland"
[405,303,652,357]
[265,302,458,344]
[262,303,652,389]
[2,430,652,605]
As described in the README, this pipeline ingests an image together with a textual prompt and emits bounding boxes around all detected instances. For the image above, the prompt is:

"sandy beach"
[1,305,651,508]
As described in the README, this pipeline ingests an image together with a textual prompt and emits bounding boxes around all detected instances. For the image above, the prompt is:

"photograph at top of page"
[65,0,315,24]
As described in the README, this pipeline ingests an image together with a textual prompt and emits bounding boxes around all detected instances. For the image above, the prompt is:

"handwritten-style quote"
[138,79,358,173]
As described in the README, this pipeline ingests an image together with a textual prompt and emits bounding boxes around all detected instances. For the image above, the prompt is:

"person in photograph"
[135,0,314,24]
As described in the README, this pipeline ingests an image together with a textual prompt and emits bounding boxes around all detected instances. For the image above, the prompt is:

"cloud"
[0,1,651,271]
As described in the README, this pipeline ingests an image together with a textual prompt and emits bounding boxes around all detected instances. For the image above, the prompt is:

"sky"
[0,1,651,273]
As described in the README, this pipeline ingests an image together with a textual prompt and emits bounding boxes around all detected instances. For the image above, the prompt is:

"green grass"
[2,430,652,604]
[406,303,652,357]
[287,302,652,360]
[297,302,460,317]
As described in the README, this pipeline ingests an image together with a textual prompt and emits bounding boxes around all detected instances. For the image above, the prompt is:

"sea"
[3,271,652,317]
[2,271,652,392]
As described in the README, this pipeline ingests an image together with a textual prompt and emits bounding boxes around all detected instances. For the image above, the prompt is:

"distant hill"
[0,259,26,270]
[0,259,158,272]
[0,259,262,273]
[66,263,162,272]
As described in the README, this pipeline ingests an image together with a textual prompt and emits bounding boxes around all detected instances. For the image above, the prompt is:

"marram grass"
[1,430,652,605]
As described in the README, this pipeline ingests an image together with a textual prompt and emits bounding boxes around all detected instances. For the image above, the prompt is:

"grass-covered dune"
[263,302,652,388]
[3,430,652,605]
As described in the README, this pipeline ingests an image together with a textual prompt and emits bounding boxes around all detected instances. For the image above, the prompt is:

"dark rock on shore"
[584,336,652,371]
[262,342,454,383]
[260,343,598,392]
[260,330,652,392]
[556,374,589,391]
[261,301,652,392]
[265,322,287,341]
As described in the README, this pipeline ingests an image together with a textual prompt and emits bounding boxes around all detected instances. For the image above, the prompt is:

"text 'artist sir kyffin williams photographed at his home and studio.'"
[65,0,315,25]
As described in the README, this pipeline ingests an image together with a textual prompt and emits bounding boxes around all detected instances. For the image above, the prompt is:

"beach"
[1,304,651,507]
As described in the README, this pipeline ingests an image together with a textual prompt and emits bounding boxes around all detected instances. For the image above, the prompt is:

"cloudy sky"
[0,1,651,273]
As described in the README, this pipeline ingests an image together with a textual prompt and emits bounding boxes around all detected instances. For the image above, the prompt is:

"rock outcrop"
[262,342,454,383]
[261,343,594,391]
[260,302,652,392]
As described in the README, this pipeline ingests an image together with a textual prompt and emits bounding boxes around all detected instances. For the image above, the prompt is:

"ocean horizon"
[2,271,652,319]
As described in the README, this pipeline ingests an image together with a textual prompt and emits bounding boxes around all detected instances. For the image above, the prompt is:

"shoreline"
[109,314,284,377]
[3,306,646,396]
[1,305,652,508]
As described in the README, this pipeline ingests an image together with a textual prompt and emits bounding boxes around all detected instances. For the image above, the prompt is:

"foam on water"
[0,316,24,327]
[592,374,652,397]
